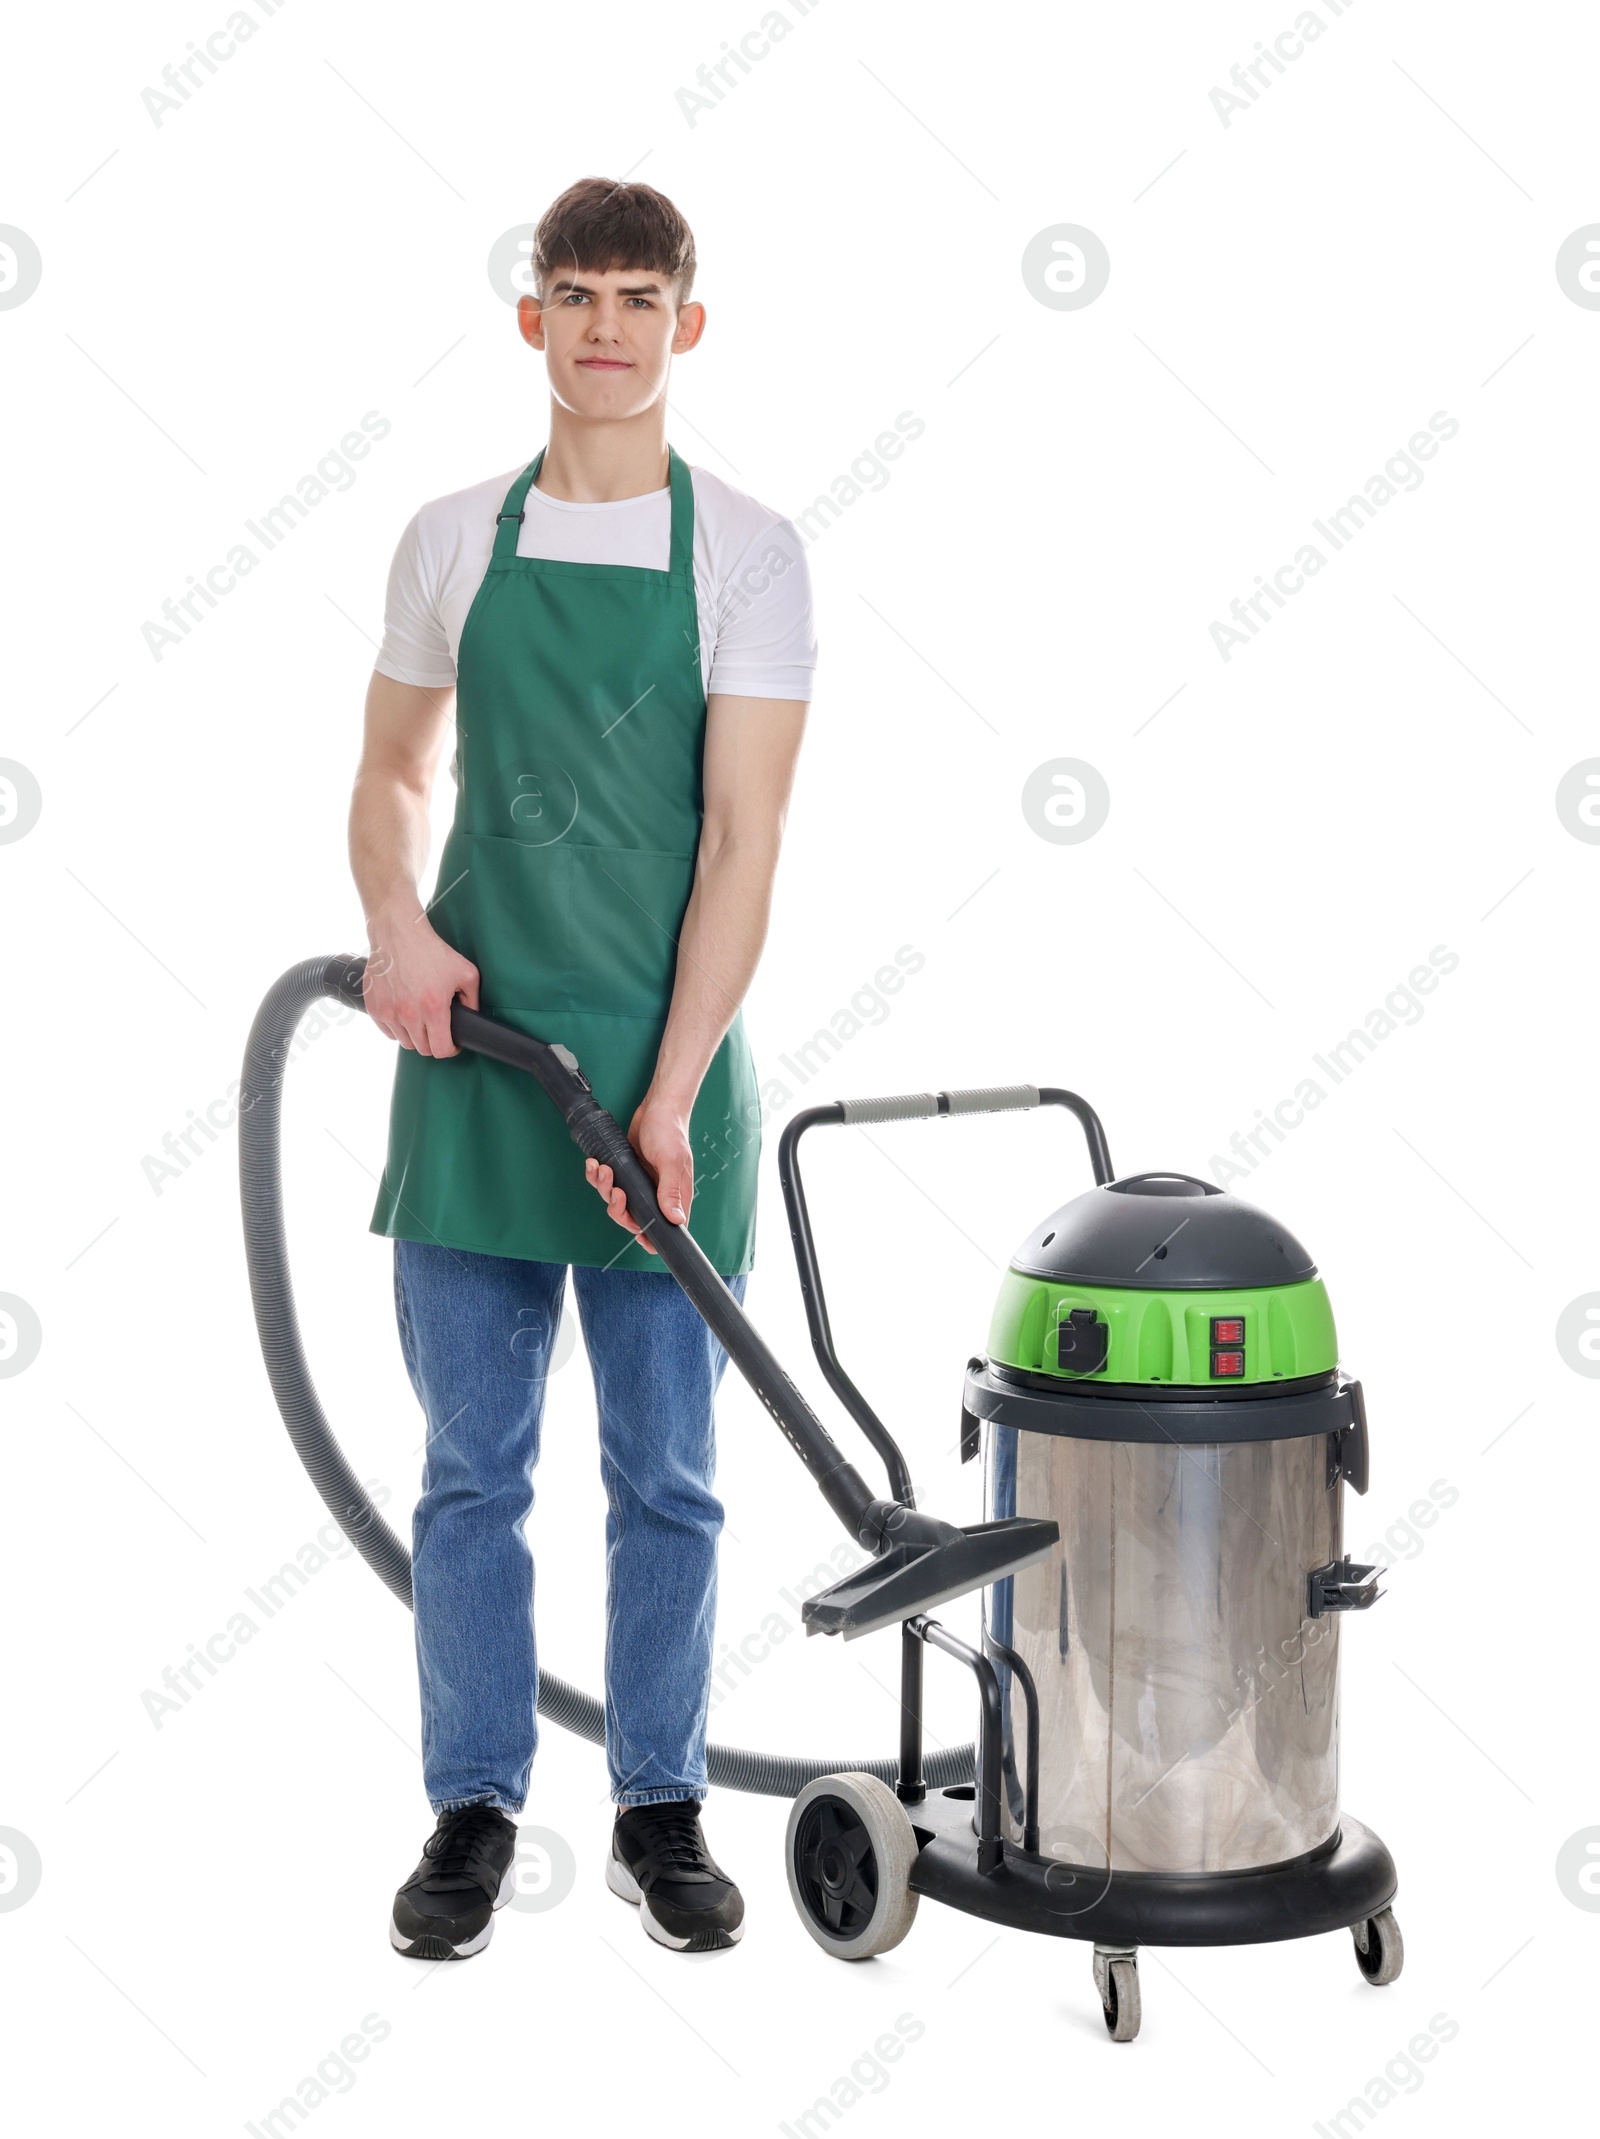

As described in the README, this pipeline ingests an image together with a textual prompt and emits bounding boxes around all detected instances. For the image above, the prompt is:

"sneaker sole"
[605,1849,744,1952]
[389,1859,517,1960]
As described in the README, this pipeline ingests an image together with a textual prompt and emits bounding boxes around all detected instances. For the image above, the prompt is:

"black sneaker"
[607,1799,745,1952]
[390,1804,518,1960]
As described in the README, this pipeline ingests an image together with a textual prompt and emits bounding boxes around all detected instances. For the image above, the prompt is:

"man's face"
[518,266,704,421]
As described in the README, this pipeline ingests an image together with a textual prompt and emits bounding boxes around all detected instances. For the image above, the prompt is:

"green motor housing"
[986,1170,1338,1389]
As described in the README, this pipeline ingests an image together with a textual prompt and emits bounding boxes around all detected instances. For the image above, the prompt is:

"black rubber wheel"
[785,1772,918,1961]
[1352,1907,1404,1986]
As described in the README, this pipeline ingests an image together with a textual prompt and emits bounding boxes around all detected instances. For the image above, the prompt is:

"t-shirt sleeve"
[706,519,816,701]
[374,509,457,688]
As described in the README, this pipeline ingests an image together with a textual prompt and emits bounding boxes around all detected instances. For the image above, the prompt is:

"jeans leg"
[396,1239,568,1815]
[571,1263,745,1805]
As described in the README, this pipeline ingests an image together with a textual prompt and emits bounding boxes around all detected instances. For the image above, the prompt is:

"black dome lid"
[1012,1172,1317,1290]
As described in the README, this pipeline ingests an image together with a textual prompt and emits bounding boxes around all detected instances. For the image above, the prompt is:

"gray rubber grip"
[839,1092,939,1125]
[943,1084,1040,1116]
[838,1085,1040,1125]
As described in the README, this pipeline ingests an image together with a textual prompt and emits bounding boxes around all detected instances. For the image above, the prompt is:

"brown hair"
[533,178,697,305]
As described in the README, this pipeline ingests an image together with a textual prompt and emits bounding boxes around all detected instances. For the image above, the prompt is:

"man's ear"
[517,293,545,351]
[672,301,707,355]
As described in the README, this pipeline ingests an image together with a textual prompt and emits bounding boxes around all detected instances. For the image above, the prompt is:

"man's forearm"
[646,834,780,1112]
[348,755,478,1055]
[350,770,432,946]
[349,672,456,952]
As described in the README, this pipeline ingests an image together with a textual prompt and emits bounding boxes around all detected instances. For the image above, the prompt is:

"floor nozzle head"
[801,1517,1059,1640]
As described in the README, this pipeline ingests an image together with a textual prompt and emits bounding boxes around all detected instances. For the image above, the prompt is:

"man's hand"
[584,1095,693,1253]
[363,917,480,1057]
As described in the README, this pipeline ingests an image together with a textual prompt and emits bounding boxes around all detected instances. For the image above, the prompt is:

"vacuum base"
[908,1788,1397,1948]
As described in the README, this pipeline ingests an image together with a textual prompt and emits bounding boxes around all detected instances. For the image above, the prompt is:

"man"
[349,177,813,1959]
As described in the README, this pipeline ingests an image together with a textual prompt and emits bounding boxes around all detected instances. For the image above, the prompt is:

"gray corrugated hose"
[238,957,975,1798]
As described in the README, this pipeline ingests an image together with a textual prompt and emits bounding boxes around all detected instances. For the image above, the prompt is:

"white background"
[2,1,1594,2132]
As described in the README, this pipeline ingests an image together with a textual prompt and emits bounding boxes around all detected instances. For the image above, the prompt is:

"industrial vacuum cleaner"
[242,956,1401,2041]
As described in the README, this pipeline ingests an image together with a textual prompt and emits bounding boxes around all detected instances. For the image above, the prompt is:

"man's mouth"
[576,357,632,370]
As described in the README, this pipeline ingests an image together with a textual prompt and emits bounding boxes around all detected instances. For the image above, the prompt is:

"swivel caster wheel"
[786,1772,919,1961]
[1351,1907,1404,1986]
[1093,1943,1141,2041]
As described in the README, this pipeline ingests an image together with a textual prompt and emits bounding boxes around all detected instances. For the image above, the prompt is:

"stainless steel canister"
[985,1422,1343,1875]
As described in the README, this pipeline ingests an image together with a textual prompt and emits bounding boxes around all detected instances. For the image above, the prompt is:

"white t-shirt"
[374,461,815,701]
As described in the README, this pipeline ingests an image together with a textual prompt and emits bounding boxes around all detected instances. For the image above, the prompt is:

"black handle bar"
[775,1088,1114,1508]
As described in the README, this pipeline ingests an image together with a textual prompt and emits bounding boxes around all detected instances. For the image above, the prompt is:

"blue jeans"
[394,1239,745,1814]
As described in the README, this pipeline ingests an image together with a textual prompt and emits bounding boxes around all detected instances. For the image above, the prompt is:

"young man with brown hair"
[349,178,813,1958]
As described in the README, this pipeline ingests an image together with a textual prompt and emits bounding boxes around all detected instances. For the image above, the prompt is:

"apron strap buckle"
[496,510,526,524]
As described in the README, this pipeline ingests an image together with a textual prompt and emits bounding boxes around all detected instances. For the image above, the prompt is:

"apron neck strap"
[666,447,693,579]
[490,446,692,572]
[491,451,544,562]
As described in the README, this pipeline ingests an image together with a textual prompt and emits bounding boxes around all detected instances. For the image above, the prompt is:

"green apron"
[370,447,760,1273]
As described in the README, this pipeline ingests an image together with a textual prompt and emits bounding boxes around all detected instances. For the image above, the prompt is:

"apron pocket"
[568,843,695,1014]
[436,829,574,1012]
